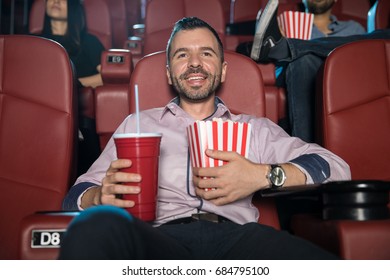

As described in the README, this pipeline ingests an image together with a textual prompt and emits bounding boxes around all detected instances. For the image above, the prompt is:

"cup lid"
[113,132,162,138]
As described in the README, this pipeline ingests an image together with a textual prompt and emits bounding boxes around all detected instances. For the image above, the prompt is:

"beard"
[306,0,335,15]
[170,67,222,102]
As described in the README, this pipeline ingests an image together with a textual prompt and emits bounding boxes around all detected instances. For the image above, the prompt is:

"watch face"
[270,166,286,187]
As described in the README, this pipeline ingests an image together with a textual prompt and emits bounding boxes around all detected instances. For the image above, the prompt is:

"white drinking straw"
[135,84,140,134]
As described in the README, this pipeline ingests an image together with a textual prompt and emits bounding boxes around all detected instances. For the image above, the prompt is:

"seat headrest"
[129,50,266,118]
[101,49,133,84]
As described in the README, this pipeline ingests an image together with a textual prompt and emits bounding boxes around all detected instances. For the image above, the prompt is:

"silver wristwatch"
[267,164,286,188]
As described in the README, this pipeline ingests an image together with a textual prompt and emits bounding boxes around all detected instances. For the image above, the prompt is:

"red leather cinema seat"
[103,0,129,48]
[331,0,371,28]
[127,0,228,62]
[231,0,262,23]
[0,35,77,259]
[95,49,133,150]
[224,0,261,48]
[317,40,390,181]
[291,39,390,260]
[257,63,287,124]
[80,0,112,50]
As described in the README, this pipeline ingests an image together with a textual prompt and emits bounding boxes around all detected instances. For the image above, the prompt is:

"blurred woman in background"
[38,0,105,174]
[40,0,104,88]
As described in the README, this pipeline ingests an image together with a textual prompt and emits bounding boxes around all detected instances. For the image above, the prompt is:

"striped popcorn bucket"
[278,11,314,40]
[186,119,252,169]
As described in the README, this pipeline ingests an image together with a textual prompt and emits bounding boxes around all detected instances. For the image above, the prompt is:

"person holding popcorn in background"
[59,16,350,260]
[238,0,367,142]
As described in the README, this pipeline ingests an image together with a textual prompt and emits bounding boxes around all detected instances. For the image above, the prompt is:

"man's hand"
[81,159,142,209]
[192,149,269,206]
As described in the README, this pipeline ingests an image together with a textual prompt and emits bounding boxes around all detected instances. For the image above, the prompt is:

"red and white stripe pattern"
[278,11,314,40]
[187,119,252,168]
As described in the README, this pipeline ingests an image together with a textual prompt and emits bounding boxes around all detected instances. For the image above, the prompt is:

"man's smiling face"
[166,28,227,103]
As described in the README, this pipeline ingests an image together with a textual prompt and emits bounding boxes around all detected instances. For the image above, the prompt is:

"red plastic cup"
[113,133,162,221]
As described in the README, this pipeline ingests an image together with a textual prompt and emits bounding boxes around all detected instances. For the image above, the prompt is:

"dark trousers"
[59,205,337,260]
[278,29,390,142]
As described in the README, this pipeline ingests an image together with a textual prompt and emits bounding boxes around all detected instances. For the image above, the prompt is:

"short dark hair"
[166,17,224,65]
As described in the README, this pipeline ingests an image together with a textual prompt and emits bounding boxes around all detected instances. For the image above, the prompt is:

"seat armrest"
[19,212,79,260]
[288,180,390,259]
[95,86,130,150]
[124,36,143,56]
[132,23,145,38]
[260,184,320,197]
[79,86,95,119]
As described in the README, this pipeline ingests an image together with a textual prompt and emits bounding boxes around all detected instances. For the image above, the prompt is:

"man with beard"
[303,0,365,38]
[58,17,350,260]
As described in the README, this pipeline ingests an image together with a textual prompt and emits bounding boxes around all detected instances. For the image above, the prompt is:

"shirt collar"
[329,14,340,27]
[160,96,233,121]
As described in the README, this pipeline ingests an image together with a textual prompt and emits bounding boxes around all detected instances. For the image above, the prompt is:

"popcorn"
[278,11,314,40]
[186,119,252,168]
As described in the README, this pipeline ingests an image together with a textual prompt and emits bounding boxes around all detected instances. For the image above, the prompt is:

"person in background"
[58,16,351,260]
[275,0,365,140]
[303,0,366,39]
[274,0,365,141]
[238,0,370,142]
[248,0,390,142]
[40,0,104,88]
[38,0,105,173]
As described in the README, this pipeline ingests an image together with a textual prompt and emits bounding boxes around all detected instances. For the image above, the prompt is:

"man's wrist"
[267,164,287,188]
[80,185,101,209]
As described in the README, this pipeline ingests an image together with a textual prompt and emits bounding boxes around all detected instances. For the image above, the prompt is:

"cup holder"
[321,180,390,221]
